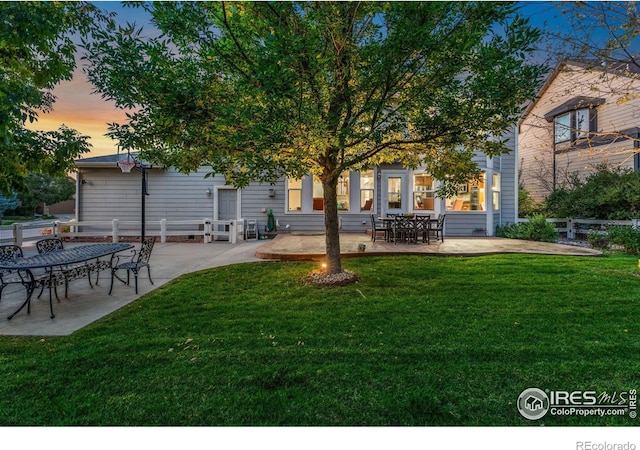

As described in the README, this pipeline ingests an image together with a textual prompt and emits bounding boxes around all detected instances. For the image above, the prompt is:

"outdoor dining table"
[378,215,435,243]
[0,243,134,320]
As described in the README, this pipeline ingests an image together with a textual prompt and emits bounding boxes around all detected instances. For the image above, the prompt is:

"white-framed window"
[287,178,302,212]
[445,173,486,211]
[492,172,501,211]
[413,173,435,211]
[360,170,374,211]
[313,172,350,211]
[288,171,374,214]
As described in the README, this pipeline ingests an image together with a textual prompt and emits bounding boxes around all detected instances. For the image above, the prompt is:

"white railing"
[517,217,640,239]
[0,218,239,246]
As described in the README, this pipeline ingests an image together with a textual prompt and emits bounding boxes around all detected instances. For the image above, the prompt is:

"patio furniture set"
[0,237,156,320]
[370,214,445,244]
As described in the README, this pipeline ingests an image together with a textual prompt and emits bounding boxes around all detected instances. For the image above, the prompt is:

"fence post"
[230,220,237,244]
[112,219,119,243]
[633,218,639,229]
[567,218,574,240]
[160,219,167,243]
[13,223,22,246]
[204,218,211,244]
[53,220,60,238]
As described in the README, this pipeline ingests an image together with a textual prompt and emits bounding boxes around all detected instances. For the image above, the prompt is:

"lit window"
[413,174,434,210]
[337,173,350,211]
[492,173,501,211]
[360,170,374,211]
[287,178,302,211]
[313,172,350,211]
[446,174,485,211]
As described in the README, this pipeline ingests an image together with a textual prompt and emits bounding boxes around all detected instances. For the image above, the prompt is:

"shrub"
[586,229,609,249]
[518,189,542,217]
[544,166,640,220]
[606,225,640,254]
[496,222,529,240]
[496,214,558,242]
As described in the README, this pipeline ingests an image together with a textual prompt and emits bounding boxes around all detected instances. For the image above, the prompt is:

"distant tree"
[0,2,102,195]
[0,192,18,221]
[83,1,546,274]
[547,2,640,148]
[17,173,75,215]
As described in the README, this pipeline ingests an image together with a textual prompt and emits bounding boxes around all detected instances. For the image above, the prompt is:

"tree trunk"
[322,177,343,274]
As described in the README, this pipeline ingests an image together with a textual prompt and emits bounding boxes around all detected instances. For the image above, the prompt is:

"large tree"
[0,1,98,195]
[17,173,76,215]
[83,1,545,274]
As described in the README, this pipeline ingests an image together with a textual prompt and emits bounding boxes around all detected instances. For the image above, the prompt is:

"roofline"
[518,59,640,127]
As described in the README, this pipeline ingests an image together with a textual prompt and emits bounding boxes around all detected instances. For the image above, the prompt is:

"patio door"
[382,172,407,216]
[216,188,237,240]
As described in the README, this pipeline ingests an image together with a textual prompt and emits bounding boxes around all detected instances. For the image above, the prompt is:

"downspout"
[75,170,81,222]
[486,155,493,236]
[514,127,519,222]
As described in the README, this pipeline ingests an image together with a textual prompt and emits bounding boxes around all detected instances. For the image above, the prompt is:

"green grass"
[1,254,639,426]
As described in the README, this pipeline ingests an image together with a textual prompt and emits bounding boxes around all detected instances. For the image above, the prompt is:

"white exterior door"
[382,172,407,216]
[215,188,238,240]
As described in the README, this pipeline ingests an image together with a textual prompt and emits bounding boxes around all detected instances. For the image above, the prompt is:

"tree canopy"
[0,1,99,195]
[83,1,546,273]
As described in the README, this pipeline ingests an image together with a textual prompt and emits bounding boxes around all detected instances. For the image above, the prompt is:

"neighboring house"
[74,130,517,237]
[519,60,640,202]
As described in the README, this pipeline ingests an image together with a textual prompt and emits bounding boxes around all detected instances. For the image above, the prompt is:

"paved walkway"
[0,235,600,337]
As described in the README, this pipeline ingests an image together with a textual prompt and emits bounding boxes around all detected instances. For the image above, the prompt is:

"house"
[74,130,518,238]
[519,60,640,202]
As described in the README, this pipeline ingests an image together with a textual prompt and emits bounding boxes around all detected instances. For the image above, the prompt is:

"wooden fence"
[0,218,240,246]
[517,217,640,239]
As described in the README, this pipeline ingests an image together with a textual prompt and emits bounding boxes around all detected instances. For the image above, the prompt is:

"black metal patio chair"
[0,245,28,302]
[36,238,94,300]
[109,236,156,295]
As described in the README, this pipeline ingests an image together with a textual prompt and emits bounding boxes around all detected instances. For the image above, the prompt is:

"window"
[492,173,501,211]
[337,173,350,211]
[554,112,571,143]
[387,176,403,210]
[313,172,350,211]
[413,174,434,210]
[553,108,596,144]
[360,170,374,211]
[287,178,302,211]
[312,177,324,211]
[446,174,485,211]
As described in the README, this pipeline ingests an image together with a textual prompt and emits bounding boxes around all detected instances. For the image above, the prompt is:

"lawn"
[0,254,638,426]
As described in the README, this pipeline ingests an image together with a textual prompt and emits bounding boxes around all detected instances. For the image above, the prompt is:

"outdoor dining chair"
[109,236,156,295]
[431,214,446,242]
[370,214,388,242]
[36,238,95,300]
[0,245,28,302]
[415,214,431,244]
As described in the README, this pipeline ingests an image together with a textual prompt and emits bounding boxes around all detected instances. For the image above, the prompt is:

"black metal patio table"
[0,243,133,320]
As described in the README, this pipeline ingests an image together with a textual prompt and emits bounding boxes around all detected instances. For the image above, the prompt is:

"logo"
[518,387,550,420]
[518,388,637,420]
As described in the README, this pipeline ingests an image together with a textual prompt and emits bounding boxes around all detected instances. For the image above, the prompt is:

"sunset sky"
[29,2,564,158]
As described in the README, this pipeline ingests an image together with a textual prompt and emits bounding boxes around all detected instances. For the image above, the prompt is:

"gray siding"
[78,167,222,222]
[443,213,487,236]
[499,130,518,225]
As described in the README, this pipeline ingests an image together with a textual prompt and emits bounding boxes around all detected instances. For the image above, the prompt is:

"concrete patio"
[0,234,601,337]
